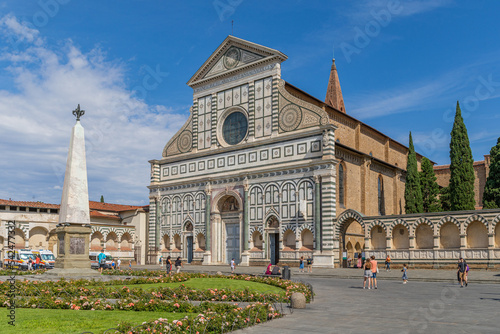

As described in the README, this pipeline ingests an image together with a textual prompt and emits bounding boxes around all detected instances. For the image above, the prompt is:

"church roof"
[282,81,435,164]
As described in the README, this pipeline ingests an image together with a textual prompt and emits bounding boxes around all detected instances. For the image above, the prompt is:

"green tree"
[440,186,452,211]
[404,132,423,213]
[100,195,105,203]
[449,101,476,211]
[483,137,500,209]
[419,157,441,212]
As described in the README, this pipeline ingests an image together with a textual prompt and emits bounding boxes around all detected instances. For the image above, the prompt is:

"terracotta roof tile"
[0,199,145,213]
[89,201,144,212]
[0,199,59,209]
[90,210,121,220]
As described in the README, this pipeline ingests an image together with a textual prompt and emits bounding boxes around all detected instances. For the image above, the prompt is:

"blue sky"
[0,0,499,205]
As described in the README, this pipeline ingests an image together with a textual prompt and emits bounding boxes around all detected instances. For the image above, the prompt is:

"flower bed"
[0,272,311,333]
[0,269,47,276]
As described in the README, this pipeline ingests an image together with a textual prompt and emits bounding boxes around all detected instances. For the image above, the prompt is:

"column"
[203,183,212,265]
[314,175,321,250]
[243,179,249,251]
[241,178,251,266]
[155,195,161,252]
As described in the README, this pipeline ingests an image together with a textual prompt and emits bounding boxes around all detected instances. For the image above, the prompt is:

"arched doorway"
[340,219,365,268]
[266,215,280,265]
[184,221,194,263]
[213,194,242,264]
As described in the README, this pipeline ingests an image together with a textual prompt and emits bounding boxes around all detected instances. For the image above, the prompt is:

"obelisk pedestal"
[46,105,99,277]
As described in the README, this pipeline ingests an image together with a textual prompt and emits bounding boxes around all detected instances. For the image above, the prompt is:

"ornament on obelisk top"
[72,104,85,121]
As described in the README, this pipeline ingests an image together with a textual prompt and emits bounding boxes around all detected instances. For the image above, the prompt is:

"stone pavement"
[139,263,500,284]
[234,277,499,334]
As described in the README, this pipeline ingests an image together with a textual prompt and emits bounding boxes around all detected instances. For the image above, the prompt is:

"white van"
[32,249,55,269]
[89,251,113,269]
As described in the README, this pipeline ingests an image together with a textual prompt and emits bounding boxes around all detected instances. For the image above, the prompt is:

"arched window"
[378,176,385,216]
[338,164,345,207]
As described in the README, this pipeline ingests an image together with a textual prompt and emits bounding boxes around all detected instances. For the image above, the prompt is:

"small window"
[29,208,37,212]
[0,205,5,210]
[378,176,385,216]
[338,164,345,207]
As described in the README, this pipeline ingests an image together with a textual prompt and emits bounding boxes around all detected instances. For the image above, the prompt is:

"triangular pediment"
[187,36,287,87]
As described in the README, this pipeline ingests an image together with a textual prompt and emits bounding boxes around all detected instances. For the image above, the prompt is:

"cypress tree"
[449,101,476,211]
[483,137,500,209]
[440,186,452,211]
[404,132,423,213]
[100,195,105,203]
[419,157,441,212]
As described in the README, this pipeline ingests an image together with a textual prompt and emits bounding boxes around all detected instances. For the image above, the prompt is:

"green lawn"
[109,277,285,294]
[0,308,193,334]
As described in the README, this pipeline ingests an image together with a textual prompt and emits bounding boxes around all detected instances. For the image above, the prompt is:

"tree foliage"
[419,157,441,212]
[404,132,423,213]
[100,195,105,203]
[483,137,500,209]
[440,186,452,211]
[449,102,476,211]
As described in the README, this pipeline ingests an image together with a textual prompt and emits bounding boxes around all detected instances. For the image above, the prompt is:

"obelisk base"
[46,224,99,277]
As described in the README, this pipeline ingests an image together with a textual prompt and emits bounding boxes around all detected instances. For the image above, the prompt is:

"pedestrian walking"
[357,254,362,268]
[159,255,163,265]
[402,264,408,284]
[363,258,373,289]
[457,257,467,287]
[98,249,106,274]
[175,257,183,273]
[128,260,132,271]
[370,255,378,289]
[230,258,236,273]
[299,256,305,272]
[385,255,391,271]
[117,258,121,270]
[306,257,313,273]
[166,256,172,275]
[28,257,33,271]
[465,262,470,286]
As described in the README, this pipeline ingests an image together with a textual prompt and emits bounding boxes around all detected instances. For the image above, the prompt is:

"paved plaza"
[236,277,499,334]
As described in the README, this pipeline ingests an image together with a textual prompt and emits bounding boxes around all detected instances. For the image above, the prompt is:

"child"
[402,264,408,284]
[299,256,304,273]
[230,258,236,274]
[129,260,132,271]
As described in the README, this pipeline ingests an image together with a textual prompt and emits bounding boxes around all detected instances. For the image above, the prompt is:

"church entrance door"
[269,233,279,265]
[186,236,193,263]
[226,223,240,264]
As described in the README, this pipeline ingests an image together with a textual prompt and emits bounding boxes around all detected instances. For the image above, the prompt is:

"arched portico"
[336,209,365,268]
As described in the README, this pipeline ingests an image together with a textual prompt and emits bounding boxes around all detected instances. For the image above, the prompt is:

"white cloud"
[0,15,188,205]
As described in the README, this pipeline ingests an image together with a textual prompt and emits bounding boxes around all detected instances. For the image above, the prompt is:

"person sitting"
[265,263,272,275]
[271,265,281,275]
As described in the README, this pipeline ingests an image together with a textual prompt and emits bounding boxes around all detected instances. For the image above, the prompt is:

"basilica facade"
[148,36,500,268]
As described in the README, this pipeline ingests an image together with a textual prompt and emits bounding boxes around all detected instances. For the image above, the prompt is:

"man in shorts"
[370,255,378,289]
[98,249,106,273]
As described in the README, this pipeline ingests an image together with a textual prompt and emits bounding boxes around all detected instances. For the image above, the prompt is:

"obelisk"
[47,105,98,277]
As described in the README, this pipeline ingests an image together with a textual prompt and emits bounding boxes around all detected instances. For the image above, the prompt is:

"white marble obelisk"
[48,105,98,277]
[58,116,90,225]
